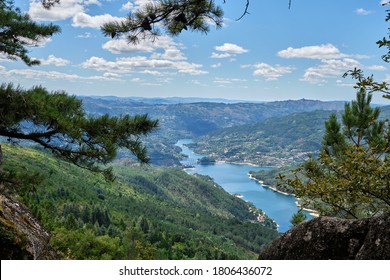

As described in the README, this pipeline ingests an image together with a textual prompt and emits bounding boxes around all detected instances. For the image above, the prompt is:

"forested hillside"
[81,97,346,166]
[189,106,390,167]
[189,110,338,167]
[1,143,278,259]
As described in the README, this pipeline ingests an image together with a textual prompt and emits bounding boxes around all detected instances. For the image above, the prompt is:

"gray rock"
[258,212,390,260]
[0,194,57,259]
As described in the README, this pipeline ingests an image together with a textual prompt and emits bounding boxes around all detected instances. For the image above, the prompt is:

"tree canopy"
[0,0,159,183]
[101,0,224,44]
[0,0,60,65]
[276,1,390,219]
[282,90,390,218]
[0,83,158,181]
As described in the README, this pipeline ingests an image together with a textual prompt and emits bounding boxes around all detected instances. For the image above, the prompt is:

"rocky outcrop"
[0,194,57,259]
[258,212,390,260]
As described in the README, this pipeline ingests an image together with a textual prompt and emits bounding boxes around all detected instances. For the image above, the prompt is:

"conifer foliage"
[0,0,60,65]
[282,4,390,219]
[101,0,224,44]
[0,83,158,181]
[283,90,390,218]
[0,0,158,182]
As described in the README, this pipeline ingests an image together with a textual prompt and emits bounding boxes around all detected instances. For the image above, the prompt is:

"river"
[176,139,312,232]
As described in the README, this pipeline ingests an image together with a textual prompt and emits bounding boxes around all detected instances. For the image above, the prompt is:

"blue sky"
[1,0,390,104]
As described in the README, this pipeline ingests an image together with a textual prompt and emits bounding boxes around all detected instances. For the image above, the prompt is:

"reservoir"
[176,139,312,232]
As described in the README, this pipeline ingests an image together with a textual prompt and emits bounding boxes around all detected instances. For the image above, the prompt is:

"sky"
[2,0,390,104]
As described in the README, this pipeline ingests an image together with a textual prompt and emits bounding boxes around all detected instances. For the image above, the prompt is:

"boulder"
[258,212,390,260]
[0,194,57,259]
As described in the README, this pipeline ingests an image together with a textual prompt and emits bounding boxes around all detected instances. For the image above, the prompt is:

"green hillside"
[1,143,278,259]
[189,110,338,167]
[189,106,390,167]
[80,97,346,166]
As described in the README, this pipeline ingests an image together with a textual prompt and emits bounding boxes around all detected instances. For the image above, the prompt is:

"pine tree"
[0,83,158,182]
[283,91,390,218]
[0,0,60,65]
[0,1,159,183]
[101,0,224,44]
[290,211,306,226]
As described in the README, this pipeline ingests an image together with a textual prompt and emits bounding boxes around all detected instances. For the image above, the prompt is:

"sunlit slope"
[1,143,278,259]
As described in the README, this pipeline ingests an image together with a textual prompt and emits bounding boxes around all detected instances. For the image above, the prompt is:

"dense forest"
[1,143,278,259]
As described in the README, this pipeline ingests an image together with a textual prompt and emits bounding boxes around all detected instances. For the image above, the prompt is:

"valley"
[2,95,390,259]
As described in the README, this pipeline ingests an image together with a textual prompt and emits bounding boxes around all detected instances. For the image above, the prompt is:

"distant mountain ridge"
[79,96,348,138]
[81,96,260,105]
[189,105,390,167]
[79,96,347,166]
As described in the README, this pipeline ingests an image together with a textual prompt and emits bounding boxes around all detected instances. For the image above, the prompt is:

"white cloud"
[120,1,134,11]
[103,36,186,60]
[367,65,387,71]
[211,43,248,59]
[76,32,93,39]
[121,0,157,12]
[301,58,360,84]
[29,0,116,30]
[1,68,119,81]
[85,0,101,5]
[142,70,162,76]
[336,79,355,87]
[29,0,85,21]
[40,55,71,66]
[356,8,374,15]
[150,45,186,61]
[191,80,204,86]
[18,36,52,48]
[81,56,207,75]
[103,39,155,54]
[103,72,121,78]
[278,44,348,60]
[215,43,248,54]
[211,52,232,59]
[72,13,124,29]
[214,77,247,84]
[246,63,294,80]
[211,63,221,68]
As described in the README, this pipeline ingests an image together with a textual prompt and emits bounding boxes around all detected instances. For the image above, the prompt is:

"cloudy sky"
[2,0,390,104]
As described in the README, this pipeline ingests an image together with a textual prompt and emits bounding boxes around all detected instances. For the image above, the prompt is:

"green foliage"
[377,1,390,67]
[290,211,306,227]
[283,92,390,218]
[198,156,216,165]
[2,144,278,259]
[0,0,60,65]
[80,97,346,167]
[191,110,341,167]
[101,0,223,44]
[281,4,390,219]
[0,83,158,181]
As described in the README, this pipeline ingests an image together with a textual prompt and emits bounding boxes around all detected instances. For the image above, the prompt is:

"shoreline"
[229,161,275,168]
[248,173,320,217]
[248,174,291,196]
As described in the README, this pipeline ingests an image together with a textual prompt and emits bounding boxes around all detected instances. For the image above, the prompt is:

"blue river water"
[176,139,312,232]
